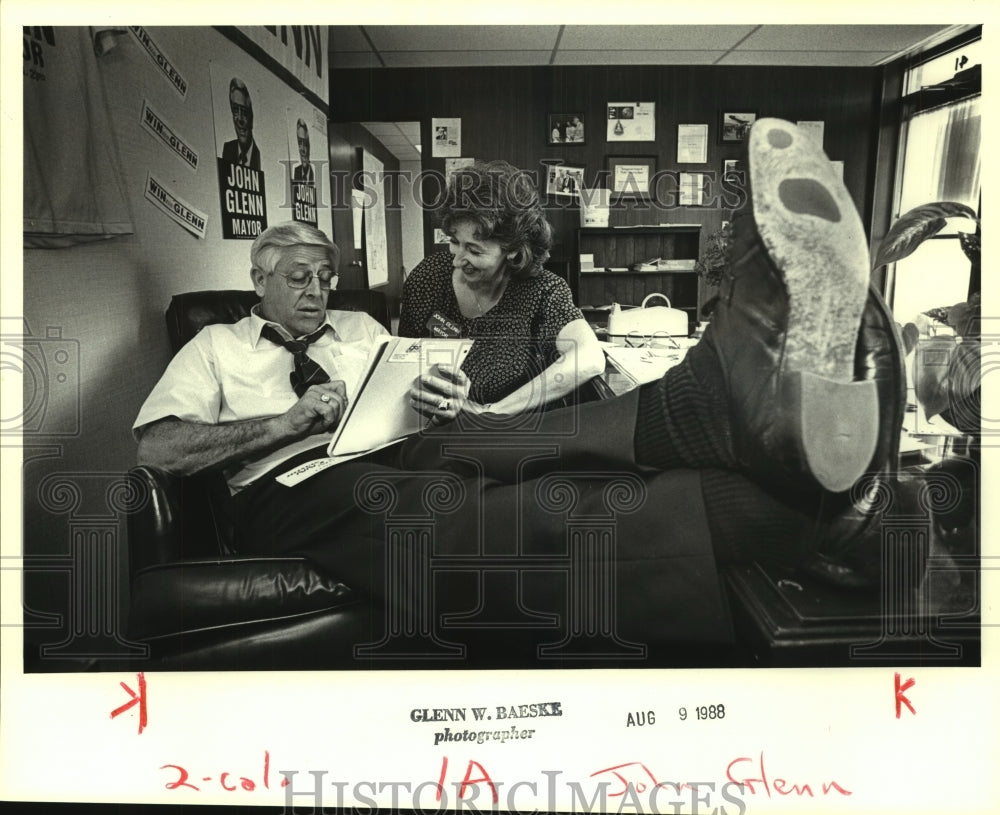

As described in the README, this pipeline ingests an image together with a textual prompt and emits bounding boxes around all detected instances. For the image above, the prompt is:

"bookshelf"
[575,225,702,331]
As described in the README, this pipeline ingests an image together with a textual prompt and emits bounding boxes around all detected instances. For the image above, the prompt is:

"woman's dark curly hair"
[439,160,553,278]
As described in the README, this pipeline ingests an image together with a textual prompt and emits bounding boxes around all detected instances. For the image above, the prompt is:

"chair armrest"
[126,465,185,579]
[129,557,358,640]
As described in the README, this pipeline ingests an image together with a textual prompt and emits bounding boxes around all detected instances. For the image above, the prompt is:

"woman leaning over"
[399,160,605,418]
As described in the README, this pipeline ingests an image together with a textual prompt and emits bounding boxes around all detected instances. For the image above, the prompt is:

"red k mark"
[894,672,915,718]
[111,672,148,734]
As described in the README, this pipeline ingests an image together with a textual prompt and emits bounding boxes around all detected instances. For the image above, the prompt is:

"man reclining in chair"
[134,120,905,637]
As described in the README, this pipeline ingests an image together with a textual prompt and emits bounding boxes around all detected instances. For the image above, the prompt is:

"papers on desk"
[603,343,690,385]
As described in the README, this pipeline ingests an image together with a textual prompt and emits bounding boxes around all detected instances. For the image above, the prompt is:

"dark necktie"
[260,324,331,398]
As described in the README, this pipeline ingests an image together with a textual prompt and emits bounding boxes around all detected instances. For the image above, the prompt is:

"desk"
[595,342,692,397]
[726,560,980,667]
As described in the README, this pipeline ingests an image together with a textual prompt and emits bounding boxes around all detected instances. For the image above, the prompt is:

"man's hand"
[279,381,348,437]
[137,379,349,477]
[408,364,470,424]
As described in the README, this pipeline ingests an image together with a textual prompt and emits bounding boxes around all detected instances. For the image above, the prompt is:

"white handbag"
[606,293,689,345]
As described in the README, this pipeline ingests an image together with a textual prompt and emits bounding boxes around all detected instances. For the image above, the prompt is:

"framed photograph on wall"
[607,102,655,142]
[545,163,586,198]
[606,155,656,198]
[720,111,757,143]
[722,158,746,183]
[548,113,586,145]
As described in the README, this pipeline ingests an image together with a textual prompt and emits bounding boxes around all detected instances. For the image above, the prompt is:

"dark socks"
[700,469,816,567]
[633,338,738,472]
[632,337,816,569]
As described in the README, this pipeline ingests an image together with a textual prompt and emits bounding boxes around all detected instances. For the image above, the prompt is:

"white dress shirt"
[134,308,389,492]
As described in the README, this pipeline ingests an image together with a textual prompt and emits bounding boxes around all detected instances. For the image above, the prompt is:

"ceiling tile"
[365,25,560,52]
[331,52,384,69]
[554,50,728,65]
[717,50,893,67]
[559,25,756,51]
[738,24,951,52]
[381,50,553,68]
[329,25,374,53]
[361,122,399,136]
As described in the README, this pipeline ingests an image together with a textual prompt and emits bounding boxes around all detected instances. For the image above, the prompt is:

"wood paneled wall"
[330,63,884,307]
[332,63,883,229]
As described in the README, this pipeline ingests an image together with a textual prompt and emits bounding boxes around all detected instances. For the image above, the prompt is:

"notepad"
[327,336,473,457]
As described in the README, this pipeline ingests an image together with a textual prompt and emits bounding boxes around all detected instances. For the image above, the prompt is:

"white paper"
[328,337,473,456]
[613,164,651,194]
[679,172,706,206]
[143,172,207,238]
[140,99,198,170]
[676,123,708,163]
[351,189,366,250]
[361,149,388,286]
[607,102,655,141]
[432,117,461,157]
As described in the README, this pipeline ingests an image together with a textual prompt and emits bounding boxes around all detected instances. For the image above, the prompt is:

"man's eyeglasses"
[273,269,339,290]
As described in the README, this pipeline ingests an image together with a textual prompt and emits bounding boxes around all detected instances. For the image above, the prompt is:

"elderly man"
[134,221,468,493]
[221,76,261,170]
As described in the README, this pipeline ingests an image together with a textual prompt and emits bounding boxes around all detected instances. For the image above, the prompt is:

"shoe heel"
[796,372,878,492]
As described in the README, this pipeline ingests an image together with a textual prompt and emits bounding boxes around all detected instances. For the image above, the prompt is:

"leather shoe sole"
[723,119,879,492]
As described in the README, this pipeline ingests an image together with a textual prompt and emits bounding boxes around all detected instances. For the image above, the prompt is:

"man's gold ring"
[320,394,332,403]
[437,399,450,412]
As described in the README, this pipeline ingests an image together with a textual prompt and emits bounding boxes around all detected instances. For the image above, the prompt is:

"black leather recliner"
[126,289,391,670]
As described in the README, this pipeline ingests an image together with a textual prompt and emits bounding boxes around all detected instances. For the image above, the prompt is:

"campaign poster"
[210,61,267,239]
[286,107,318,226]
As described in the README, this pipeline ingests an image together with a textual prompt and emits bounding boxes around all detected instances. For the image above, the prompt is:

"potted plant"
[694,221,732,319]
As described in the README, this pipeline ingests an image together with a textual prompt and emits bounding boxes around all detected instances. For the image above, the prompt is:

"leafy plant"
[873,201,981,432]
[872,201,979,270]
[694,221,732,288]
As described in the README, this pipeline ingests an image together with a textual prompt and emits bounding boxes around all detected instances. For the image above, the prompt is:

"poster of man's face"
[288,110,318,224]
[211,63,267,237]
[296,119,310,166]
[215,71,261,172]
[229,78,254,152]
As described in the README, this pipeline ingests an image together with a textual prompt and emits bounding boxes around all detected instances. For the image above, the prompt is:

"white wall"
[398,158,425,278]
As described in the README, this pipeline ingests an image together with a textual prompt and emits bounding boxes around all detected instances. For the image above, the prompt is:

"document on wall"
[676,123,708,163]
[607,101,656,141]
[328,336,473,456]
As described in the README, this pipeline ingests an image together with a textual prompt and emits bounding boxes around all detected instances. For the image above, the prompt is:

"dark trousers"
[227,390,814,644]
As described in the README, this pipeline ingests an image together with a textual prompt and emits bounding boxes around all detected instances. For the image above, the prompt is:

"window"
[888,36,980,327]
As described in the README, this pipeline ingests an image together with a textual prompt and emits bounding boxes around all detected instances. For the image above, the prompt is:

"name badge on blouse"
[427,312,461,338]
